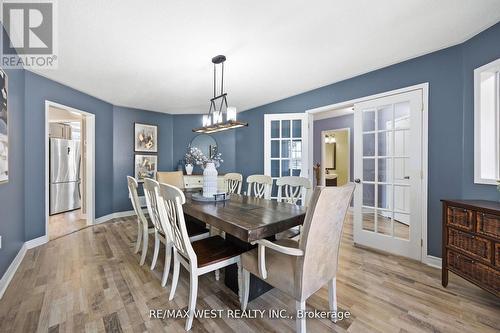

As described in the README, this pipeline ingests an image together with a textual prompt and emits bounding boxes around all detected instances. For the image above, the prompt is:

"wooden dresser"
[183,175,226,191]
[441,200,500,297]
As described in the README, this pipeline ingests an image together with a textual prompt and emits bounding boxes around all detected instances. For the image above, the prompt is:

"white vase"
[202,162,218,198]
[185,163,193,175]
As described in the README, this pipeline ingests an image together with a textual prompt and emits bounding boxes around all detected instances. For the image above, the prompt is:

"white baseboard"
[423,255,442,269]
[0,243,27,299]
[25,235,48,249]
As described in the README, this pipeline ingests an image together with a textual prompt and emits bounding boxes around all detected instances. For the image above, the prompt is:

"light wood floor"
[1,213,499,333]
[48,210,87,240]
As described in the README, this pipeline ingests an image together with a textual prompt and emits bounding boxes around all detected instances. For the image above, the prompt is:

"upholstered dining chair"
[155,182,244,331]
[157,171,185,190]
[246,174,273,199]
[275,176,313,239]
[240,184,355,333]
[143,179,209,288]
[127,176,154,266]
[224,172,243,194]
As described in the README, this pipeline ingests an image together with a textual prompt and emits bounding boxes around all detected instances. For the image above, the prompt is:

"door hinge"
[421,239,423,247]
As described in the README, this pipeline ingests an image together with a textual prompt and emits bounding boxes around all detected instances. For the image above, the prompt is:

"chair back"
[143,178,167,236]
[276,176,312,206]
[246,174,272,199]
[157,171,185,189]
[296,184,355,301]
[156,182,197,266]
[224,173,243,194]
[127,176,147,221]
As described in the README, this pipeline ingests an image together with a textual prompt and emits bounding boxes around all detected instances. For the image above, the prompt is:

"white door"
[353,90,422,260]
[264,113,311,200]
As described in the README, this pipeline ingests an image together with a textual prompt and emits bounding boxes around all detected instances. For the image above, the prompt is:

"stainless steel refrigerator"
[50,138,81,215]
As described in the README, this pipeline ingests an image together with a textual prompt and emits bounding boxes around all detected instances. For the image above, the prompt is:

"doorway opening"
[45,101,95,240]
[321,128,350,187]
[308,83,429,263]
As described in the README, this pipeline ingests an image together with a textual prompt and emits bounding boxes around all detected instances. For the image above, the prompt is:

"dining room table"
[182,190,307,301]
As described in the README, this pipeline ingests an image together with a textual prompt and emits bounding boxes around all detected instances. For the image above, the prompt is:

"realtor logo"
[1,0,58,68]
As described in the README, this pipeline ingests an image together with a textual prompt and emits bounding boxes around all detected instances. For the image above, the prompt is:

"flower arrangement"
[184,145,224,169]
[184,145,206,166]
[210,147,224,169]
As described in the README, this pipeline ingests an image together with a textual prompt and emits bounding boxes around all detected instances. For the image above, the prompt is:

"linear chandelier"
[192,55,248,133]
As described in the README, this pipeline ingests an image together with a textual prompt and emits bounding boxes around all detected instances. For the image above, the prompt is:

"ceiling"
[31,0,500,114]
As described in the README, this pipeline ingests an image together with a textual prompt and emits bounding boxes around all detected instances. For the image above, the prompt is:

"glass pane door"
[264,114,309,200]
[353,90,422,260]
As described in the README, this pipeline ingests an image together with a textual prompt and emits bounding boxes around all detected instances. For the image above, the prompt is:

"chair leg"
[134,218,142,253]
[296,300,306,333]
[169,250,180,301]
[161,243,172,287]
[185,270,198,331]
[240,268,250,311]
[151,231,160,270]
[328,277,337,322]
[140,223,149,266]
[215,269,220,281]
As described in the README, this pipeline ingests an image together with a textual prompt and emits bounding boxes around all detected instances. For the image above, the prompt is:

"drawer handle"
[458,255,475,264]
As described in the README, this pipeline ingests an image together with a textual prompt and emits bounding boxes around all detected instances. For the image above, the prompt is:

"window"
[474,58,500,185]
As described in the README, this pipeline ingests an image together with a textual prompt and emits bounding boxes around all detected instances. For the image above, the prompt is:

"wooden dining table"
[183,190,307,300]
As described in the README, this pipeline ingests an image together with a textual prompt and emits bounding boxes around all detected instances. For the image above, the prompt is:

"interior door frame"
[306,83,432,266]
[45,100,96,239]
[320,128,351,187]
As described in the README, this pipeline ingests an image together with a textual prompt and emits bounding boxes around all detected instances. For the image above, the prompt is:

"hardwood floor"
[48,209,87,240]
[1,213,499,332]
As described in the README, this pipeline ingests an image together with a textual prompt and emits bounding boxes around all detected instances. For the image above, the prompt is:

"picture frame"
[134,122,158,152]
[0,68,8,184]
[134,154,157,182]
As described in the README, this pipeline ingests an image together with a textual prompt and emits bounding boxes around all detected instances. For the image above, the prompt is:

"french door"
[264,113,311,200]
[353,90,423,260]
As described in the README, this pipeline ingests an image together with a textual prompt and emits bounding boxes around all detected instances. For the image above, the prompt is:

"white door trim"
[306,83,430,265]
[320,128,351,187]
[45,100,96,240]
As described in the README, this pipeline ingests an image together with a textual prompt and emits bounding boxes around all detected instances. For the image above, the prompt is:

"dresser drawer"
[447,206,474,231]
[476,212,500,238]
[184,175,203,188]
[447,228,492,263]
[447,250,500,295]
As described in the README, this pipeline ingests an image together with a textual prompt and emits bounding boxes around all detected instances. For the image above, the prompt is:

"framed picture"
[0,68,8,184]
[134,154,157,182]
[134,123,158,152]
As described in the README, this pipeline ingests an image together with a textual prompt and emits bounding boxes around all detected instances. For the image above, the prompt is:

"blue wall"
[112,106,173,212]
[173,114,236,174]
[236,22,500,257]
[0,28,25,279]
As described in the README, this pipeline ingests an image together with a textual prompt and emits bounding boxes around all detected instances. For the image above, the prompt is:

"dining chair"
[157,171,185,189]
[246,174,272,199]
[240,184,355,333]
[156,182,244,331]
[127,176,154,266]
[275,176,312,239]
[224,172,243,194]
[143,178,209,288]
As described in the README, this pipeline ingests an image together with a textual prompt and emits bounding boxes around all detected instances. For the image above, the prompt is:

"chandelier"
[192,55,248,133]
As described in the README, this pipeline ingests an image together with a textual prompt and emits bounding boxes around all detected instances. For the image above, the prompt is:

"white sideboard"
[183,175,226,191]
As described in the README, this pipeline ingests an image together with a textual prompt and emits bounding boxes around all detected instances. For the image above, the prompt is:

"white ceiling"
[31,0,500,114]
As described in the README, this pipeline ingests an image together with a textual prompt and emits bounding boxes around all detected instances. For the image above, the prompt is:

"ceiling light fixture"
[192,55,248,133]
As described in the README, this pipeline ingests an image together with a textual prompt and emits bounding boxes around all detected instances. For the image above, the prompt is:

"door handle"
[354,178,361,183]
[403,176,410,179]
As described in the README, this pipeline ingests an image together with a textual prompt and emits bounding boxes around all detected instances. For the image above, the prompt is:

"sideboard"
[441,199,500,297]
[184,175,226,192]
